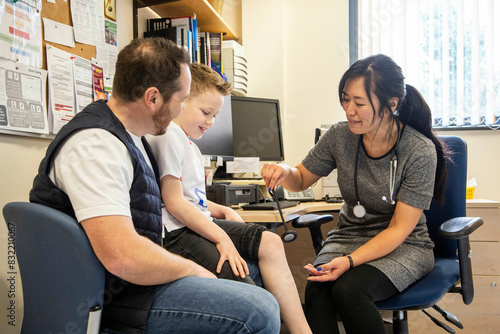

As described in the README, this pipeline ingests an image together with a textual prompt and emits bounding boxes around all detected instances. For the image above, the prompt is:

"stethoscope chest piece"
[353,202,366,218]
[352,133,400,219]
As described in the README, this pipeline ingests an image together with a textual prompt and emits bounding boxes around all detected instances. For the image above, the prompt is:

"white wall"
[439,130,500,201]
[242,0,349,196]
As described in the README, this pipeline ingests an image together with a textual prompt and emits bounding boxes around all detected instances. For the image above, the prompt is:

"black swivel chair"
[291,135,483,333]
[3,202,105,334]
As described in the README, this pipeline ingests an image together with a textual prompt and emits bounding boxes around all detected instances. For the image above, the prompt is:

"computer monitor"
[231,96,285,161]
[191,95,234,160]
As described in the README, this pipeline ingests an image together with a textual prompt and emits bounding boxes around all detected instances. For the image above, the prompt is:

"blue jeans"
[145,276,280,333]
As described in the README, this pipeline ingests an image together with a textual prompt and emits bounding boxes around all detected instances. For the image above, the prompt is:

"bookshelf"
[133,0,238,40]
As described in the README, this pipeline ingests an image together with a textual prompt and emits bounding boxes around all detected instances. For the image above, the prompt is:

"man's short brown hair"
[112,38,190,103]
[189,63,232,99]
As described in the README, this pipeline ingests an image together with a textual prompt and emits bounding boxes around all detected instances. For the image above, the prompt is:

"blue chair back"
[424,136,467,260]
[3,202,105,334]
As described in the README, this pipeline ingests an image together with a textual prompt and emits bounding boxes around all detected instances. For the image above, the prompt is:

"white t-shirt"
[147,122,212,232]
[49,128,152,223]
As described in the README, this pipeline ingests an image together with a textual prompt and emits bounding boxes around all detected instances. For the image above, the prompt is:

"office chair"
[3,202,105,334]
[291,135,483,333]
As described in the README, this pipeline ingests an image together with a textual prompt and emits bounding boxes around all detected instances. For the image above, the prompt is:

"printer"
[206,183,260,206]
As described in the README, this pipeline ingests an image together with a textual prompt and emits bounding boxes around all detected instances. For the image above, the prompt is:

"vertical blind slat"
[428,1,438,124]
[456,0,465,125]
[485,0,495,125]
[442,0,450,126]
[470,2,480,125]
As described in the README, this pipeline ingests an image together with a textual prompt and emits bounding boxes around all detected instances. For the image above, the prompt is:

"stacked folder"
[222,40,248,96]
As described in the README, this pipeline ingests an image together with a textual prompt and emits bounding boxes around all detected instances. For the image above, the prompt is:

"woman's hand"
[261,163,291,190]
[304,256,351,282]
[216,238,249,278]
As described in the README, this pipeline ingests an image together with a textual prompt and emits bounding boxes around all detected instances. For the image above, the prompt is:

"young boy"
[148,63,311,333]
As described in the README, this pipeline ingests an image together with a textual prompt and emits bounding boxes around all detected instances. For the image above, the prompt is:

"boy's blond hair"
[189,63,232,98]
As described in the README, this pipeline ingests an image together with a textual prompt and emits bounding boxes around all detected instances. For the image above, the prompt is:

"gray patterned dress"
[302,121,436,291]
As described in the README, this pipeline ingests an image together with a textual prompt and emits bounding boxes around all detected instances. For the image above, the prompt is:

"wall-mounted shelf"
[133,0,238,40]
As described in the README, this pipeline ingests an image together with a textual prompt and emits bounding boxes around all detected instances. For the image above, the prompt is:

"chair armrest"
[291,214,334,229]
[291,214,334,255]
[439,217,483,305]
[439,217,484,239]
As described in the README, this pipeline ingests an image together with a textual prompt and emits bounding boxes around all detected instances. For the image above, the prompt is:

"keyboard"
[240,200,300,211]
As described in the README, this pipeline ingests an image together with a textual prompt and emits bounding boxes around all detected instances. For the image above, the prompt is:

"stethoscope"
[353,136,398,219]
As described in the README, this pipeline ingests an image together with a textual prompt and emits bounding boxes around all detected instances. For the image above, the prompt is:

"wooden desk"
[233,201,343,223]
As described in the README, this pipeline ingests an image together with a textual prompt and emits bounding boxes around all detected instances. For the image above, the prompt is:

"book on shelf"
[146,17,172,31]
[171,16,197,63]
[199,34,206,65]
[209,32,223,73]
[143,16,231,83]
[145,16,198,63]
[204,32,211,66]
[143,26,182,47]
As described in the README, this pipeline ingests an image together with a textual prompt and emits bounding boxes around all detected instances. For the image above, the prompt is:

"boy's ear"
[143,87,162,112]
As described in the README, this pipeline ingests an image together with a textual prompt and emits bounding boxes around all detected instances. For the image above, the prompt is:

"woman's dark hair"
[112,37,190,103]
[338,54,450,203]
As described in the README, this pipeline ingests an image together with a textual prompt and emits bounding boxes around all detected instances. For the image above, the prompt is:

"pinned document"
[226,158,260,174]
[43,18,75,48]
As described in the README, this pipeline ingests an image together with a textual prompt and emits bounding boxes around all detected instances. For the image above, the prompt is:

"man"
[30,38,280,333]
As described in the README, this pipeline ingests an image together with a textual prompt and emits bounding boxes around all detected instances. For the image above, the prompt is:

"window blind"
[357,0,499,128]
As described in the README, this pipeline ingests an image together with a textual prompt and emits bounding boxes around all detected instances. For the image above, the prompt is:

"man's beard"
[152,103,173,136]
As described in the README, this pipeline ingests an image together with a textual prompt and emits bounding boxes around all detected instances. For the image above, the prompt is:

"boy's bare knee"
[261,231,284,251]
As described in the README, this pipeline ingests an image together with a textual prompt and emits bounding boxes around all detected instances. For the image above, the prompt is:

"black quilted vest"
[30,100,162,333]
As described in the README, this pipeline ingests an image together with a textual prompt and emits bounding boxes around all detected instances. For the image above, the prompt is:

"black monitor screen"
[231,96,284,161]
[191,95,233,160]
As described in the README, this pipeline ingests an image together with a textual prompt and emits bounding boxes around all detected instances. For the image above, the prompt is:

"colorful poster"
[0,0,43,68]
[0,58,48,134]
[92,63,106,101]
[104,19,117,46]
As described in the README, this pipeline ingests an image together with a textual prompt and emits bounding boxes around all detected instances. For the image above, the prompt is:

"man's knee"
[149,278,280,333]
[243,287,281,332]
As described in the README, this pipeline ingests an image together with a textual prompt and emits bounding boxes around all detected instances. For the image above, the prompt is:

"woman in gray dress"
[261,54,450,334]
